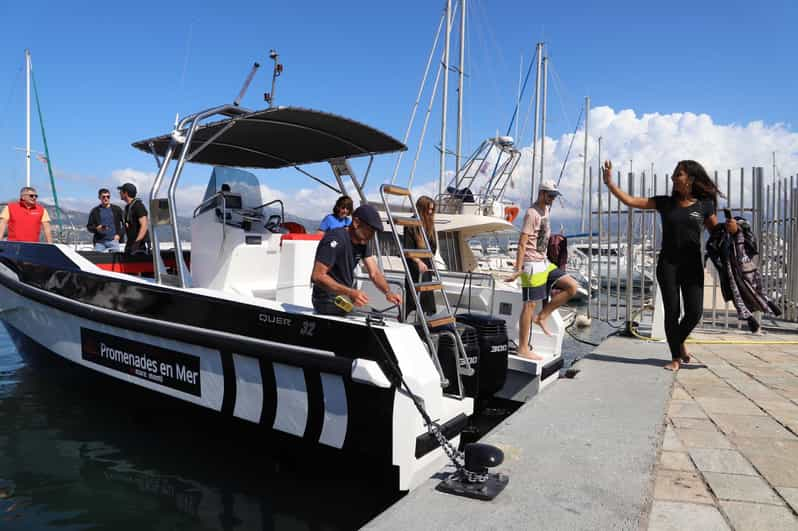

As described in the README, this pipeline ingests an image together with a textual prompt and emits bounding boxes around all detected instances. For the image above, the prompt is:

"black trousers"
[656,256,704,360]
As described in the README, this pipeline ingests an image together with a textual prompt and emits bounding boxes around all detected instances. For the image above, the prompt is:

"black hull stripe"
[221,351,236,416]
[303,370,324,443]
[0,269,352,377]
[259,360,278,429]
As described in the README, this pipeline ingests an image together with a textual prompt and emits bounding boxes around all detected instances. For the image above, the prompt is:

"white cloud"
[494,106,798,222]
[49,107,796,229]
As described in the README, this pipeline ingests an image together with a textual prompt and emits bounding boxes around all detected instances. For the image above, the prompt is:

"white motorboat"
[0,94,502,491]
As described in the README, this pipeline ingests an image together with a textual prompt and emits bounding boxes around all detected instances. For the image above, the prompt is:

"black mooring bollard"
[436,442,509,501]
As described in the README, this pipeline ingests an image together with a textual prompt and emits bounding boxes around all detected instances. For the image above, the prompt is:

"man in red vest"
[0,187,53,243]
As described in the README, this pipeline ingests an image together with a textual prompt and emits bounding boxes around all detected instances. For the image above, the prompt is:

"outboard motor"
[454,314,509,397]
[434,323,481,397]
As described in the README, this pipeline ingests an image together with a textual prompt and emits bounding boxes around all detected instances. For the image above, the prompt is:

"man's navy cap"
[353,204,383,232]
[117,182,137,197]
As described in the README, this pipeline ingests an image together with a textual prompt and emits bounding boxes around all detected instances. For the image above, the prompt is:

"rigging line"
[469,0,503,122]
[505,47,538,136]
[556,107,584,186]
[408,1,458,189]
[0,63,23,134]
[30,68,62,230]
[391,7,446,184]
[408,50,445,189]
[178,22,195,95]
[548,59,572,132]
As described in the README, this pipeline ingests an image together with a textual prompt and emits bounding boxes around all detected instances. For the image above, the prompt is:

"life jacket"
[547,233,568,269]
[7,201,46,242]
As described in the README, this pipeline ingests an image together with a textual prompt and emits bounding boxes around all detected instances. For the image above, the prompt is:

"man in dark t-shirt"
[311,204,401,316]
[118,182,149,254]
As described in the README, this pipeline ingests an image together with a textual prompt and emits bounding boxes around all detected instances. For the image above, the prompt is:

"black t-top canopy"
[131,106,406,169]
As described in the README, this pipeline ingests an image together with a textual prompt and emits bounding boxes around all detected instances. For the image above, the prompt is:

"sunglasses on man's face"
[25,194,38,198]
[100,195,111,199]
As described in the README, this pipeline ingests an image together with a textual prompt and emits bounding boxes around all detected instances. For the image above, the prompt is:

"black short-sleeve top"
[652,195,715,261]
[311,227,372,301]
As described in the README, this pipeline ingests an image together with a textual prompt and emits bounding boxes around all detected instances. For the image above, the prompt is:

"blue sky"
[1,0,796,218]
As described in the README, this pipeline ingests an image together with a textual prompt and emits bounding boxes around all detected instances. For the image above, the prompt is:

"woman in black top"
[403,195,438,319]
[603,160,736,371]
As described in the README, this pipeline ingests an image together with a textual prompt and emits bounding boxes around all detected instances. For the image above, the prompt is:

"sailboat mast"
[581,95,590,232]
[539,55,548,186]
[439,0,452,198]
[455,0,466,176]
[530,42,543,202]
[25,49,31,188]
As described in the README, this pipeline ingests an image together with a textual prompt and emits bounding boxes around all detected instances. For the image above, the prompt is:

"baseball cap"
[117,182,137,197]
[352,204,384,232]
[539,179,560,196]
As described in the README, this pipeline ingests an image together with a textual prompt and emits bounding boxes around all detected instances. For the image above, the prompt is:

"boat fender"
[504,205,520,223]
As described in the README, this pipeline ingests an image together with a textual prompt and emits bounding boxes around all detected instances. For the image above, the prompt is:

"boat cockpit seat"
[281,221,307,234]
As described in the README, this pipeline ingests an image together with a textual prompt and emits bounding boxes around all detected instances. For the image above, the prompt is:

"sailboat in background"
[7,49,75,240]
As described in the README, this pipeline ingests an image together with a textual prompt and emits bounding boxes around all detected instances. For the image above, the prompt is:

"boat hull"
[0,243,469,491]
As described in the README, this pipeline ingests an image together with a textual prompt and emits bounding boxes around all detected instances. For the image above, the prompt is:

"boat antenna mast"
[234,61,261,106]
[264,49,283,108]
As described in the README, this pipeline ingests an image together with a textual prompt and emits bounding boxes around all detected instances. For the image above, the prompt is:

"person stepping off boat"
[506,180,578,360]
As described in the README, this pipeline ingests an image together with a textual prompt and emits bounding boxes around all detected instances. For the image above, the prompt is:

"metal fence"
[581,166,798,333]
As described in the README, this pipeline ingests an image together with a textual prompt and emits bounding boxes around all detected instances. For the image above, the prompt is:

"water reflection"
[0,331,400,530]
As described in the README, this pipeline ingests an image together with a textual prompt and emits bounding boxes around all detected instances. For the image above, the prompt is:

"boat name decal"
[80,328,202,397]
[258,313,292,327]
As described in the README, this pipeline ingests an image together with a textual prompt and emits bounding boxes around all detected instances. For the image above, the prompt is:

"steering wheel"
[265,214,282,233]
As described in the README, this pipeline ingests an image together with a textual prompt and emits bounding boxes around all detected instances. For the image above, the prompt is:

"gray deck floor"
[366,336,674,530]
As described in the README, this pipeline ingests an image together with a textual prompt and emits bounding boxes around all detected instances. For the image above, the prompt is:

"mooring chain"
[365,316,489,484]
[427,421,488,483]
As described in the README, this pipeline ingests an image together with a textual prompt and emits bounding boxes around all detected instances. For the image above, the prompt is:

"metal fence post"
[587,165,593,319]
[625,171,634,332]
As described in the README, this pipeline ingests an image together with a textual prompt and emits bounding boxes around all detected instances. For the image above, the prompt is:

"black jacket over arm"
[86,204,125,244]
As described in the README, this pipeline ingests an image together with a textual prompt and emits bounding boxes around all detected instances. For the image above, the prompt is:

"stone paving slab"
[647,336,798,530]
[731,437,798,488]
[648,501,730,531]
[720,501,798,530]
[654,469,713,504]
[688,448,759,476]
[703,472,784,505]
[777,487,798,513]
[658,451,696,472]
[694,397,765,416]
[711,413,795,439]
[675,428,733,449]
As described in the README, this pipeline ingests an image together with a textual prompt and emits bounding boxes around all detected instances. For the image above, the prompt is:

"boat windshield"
[202,166,264,209]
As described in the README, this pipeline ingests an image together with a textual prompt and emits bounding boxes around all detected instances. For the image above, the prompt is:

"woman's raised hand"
[602,160,613,186]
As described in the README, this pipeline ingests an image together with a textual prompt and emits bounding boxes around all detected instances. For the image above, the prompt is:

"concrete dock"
[366,331,798,530]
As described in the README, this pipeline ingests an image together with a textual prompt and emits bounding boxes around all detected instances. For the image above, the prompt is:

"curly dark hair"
[672,160,725,207]
[333,195,354,217]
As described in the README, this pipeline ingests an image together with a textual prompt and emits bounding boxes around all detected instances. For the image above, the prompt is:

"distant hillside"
[0,201,320,242]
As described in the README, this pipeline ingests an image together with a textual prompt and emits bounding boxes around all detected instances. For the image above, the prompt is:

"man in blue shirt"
[311,204,401,315]
[86,188,124,252]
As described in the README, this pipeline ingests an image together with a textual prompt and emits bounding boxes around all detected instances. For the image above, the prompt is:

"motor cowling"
[453,314,509,397]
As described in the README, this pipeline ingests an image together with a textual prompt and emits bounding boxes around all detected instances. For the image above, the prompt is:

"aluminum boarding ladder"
[380,184,474,398]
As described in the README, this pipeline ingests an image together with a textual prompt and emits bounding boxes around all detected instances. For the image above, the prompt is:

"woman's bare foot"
[664,360,681,372]
[517,348,544,361]
[532,314,553,336]
[679,344,691,364]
